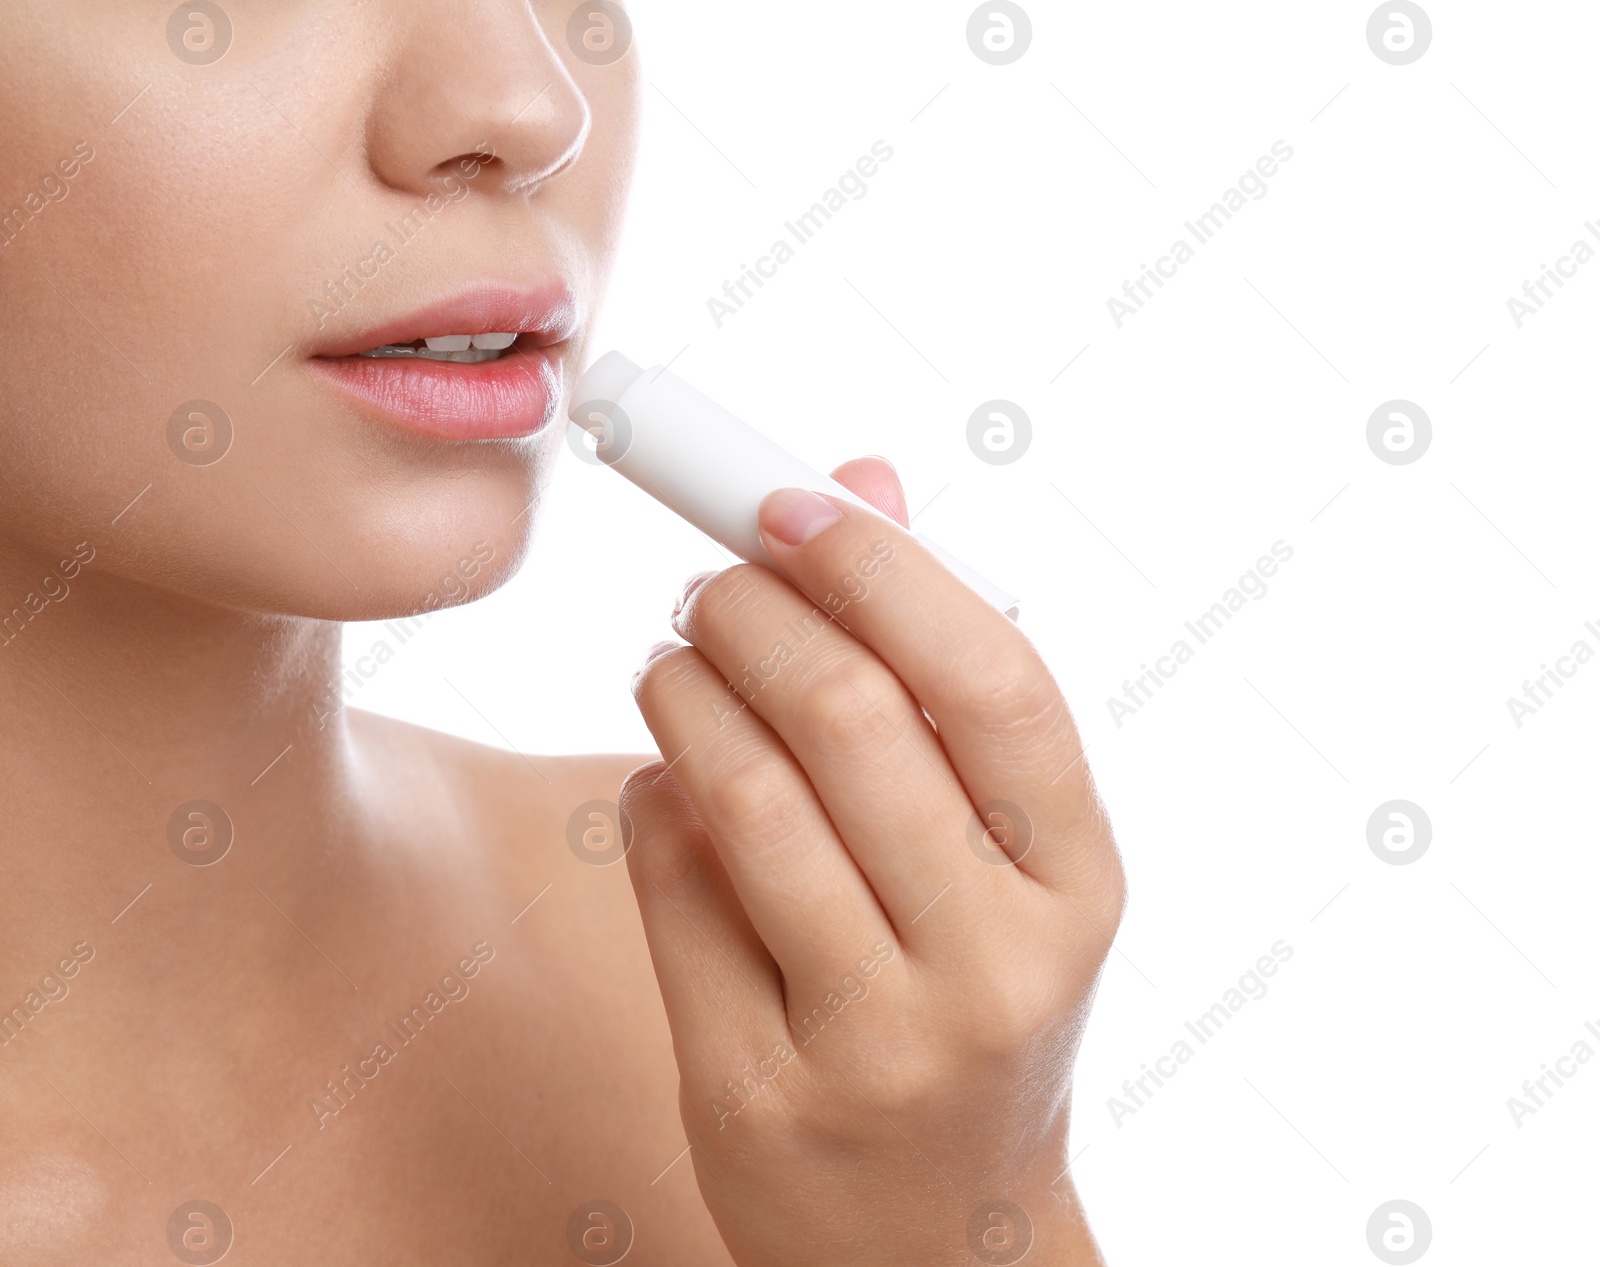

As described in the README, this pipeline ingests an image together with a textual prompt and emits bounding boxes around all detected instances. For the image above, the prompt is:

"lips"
[309,280,580,441]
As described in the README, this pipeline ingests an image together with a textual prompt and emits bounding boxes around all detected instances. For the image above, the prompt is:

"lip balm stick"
[567,352,1019,621]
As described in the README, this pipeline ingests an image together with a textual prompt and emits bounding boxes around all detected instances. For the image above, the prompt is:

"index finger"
[755,487,1109,891]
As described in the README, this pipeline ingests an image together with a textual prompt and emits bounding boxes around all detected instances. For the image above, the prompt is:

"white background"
[345,2,1600,1260]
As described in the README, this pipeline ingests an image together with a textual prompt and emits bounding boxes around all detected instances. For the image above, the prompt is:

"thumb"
[827,455,909,529]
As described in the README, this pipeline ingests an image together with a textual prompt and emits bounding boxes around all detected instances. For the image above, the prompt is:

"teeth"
[356,344,507,362]
[354,332,520,361]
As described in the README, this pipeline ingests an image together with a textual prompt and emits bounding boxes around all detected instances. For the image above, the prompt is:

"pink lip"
[308,280,579,441]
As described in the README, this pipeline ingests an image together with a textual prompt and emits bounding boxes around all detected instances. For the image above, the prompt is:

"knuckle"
[1083,842,1129,931]
[1051,748,1106,836]
[688,1045,809,1143]
[795,664,910,756]
[848,1048,952,1115]
[618,760,673,813]
[962,963,1064,1056]
[619,768,715,894]
[632,644,698,707]
[619,763,695,841]
[956,639,1063,732]
[1057,783,1129,930]
[688,564,767,625]
[639,826,719,903]
[699,753,803,846]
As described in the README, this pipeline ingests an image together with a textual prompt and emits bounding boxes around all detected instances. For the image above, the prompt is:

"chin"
[287,468,545,623]
[101,458,548,625]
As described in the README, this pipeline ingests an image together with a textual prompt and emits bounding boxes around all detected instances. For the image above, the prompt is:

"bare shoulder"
[344,707,653,870]
[341,711,732,1261]
[343,705,653,815]
[342,706,663,962]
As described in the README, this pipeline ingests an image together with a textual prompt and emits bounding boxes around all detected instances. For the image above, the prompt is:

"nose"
[364,0,592,198]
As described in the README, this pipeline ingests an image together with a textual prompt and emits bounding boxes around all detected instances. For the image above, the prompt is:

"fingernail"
[761,488,843,548]
[672,570,718,619]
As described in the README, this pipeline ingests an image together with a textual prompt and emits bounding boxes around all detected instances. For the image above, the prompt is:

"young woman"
[0,4,1123,1262]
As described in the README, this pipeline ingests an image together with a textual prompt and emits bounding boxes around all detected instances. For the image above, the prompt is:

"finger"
[631,644,898,989]
[754,490,1108,894]
[828,455,909,528]
[672,564,1018,950]
[619,759,785,1062]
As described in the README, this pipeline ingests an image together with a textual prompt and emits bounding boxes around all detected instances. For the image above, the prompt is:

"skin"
[0,3,1119,1263]
[628,485,1121,1265]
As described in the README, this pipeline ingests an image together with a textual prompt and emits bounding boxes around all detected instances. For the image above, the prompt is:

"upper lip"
[311,280,581,358]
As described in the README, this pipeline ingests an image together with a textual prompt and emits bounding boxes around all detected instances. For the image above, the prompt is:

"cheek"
[0,3,632,621]
[563,58,643,288]
[0,23,542,616]
[0,15,356,591]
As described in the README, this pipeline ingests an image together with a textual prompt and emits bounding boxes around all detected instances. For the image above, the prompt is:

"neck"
[0,541,358,946]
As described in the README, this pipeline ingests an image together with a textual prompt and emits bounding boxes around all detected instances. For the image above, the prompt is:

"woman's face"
[0,1,639,618]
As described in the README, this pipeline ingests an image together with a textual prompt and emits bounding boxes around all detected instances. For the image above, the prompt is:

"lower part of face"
[0,1,640,619]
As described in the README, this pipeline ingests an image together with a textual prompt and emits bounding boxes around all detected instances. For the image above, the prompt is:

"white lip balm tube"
[567,352,1019,621]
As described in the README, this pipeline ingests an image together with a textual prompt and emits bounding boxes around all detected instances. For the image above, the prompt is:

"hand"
[621,457,1123,1266]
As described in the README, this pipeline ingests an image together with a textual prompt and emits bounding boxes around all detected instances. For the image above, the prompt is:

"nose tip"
[364,5,594,201]
[500,85,592,195]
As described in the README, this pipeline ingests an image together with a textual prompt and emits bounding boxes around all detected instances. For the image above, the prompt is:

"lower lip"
[310,343,564,441]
